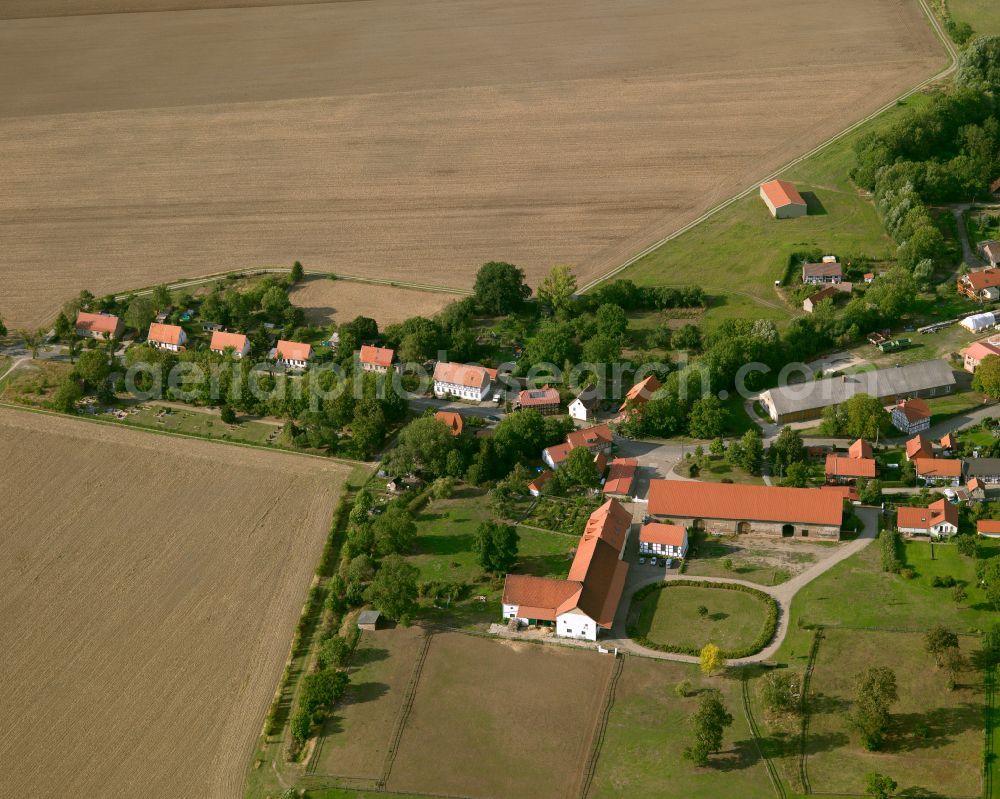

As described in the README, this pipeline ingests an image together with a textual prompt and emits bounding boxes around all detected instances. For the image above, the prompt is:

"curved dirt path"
[608,506,879,665]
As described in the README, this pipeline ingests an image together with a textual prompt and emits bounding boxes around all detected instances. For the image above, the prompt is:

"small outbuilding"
[760,179,807,219]
[357,610,381,631]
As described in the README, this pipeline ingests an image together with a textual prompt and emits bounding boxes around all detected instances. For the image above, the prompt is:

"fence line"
[579,654,625,799]
[798,626,825,795]
[742,672,788,799]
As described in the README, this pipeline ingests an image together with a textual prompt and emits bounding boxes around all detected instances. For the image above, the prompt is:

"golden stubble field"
[0,0,945,329]
[0,408,349,799]
[289,277,458,327]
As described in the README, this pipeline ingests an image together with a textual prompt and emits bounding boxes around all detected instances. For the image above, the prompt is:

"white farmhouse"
[897,499,958,538]
[638,523,688,559]
[569,384,601,421]
[209,330,251,359]
[433,362,491,402]
[147,322,187,352]
[272,339,312,370]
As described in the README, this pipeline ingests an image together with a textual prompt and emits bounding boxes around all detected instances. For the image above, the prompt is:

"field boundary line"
[0,400,367,466]
[798,627,825,795]
[741,671,788,799]
[377,628,435,790]
[986,666,997,799]
[578,0,958,296]
[578,653,624,799]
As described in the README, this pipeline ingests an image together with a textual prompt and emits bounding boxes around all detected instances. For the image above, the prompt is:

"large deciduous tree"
[474,522,520,574]
[683,689,733,766]
[364,555,419,621]
[473,261,530,315]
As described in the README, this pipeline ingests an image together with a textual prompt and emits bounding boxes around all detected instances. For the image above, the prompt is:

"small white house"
[432,362,491,402]
[569,384,601,422]
[209,330,251,359]
[897,499,958,538]
[359,345,395,374]
[147,322,187,352]
[638,523,688,559]
[272,339,312,370]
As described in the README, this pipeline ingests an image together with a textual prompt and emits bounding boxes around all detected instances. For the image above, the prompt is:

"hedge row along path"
[609,506,879,665]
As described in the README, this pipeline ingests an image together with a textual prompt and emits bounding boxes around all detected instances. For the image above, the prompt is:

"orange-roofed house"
[962,340,1000,374]
[957,268,1000,301]
[542,442,573,470]
[603,458,638,498]
[648,480,842,540]
[939,433,956,452]
[893,399,932,436]
[849,439,873,460]
[639,523,688,559]
[359,345,395,374]
[147,322,187,352]
[897,499,958,538]
[433,361,491,402]
[501,498,630,640]
[272,340,312,369]
[75,311,123,341]
[824,454,876,485]
[914,458,962,486]
[528,469,554,497]
[760,179,807,219]
[434,411,464,436]
[905,434,934,461]
[209,330,250,359]
[821,484,861,503]
[514,385,561,415]
[978,519,1000,538]
[566,424,614,455]
[619,375,661,415]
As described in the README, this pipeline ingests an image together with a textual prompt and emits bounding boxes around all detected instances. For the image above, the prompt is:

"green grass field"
[674,454,766,485]
[118,403,285,446]
[950,0,1000,34]
[0,358,71,404]
[612,97,935,331]
[633,584,772,653]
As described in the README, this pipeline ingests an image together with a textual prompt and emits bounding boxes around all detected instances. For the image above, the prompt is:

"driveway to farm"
[607,505,879,665]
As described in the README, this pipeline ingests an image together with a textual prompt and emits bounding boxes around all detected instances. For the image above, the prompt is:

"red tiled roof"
[619,375,661,412]
[581,498,631,552]
[433,361,489,388]
[517,386,560,407]
[849,439,873,460]
[604,458,637,496]
[527,469,554,494]
[147,322,184,345]
[761,179,806,208]
[565,536,629,628]
[544,442,573,465]
[805,286,840,305]
[905,434,933,459]
[502,575,581,621]
[964,341,1000,363]
[820,485,860,503]
[566,424,613,450]
[76,311,120,335]
[639,523,686,547]
[648,481,843,527]
[360,344,394,367]
[898,499,958,531]
[969,478,984,492]
[825,455,876,479]
[963,269,1000,292]
[978,520,1000,535]
[210,330,249,352]
[434,411,463,436]
[939,433,956,450]
[914,458,962,478]
[275,339,312,362]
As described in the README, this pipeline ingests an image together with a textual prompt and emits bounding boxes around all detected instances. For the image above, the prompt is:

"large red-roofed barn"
[760,179,807,219]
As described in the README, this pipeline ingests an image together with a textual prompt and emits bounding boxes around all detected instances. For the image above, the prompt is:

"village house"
[433,361,491,402]
[501,499,630,641]
[824,453,876,484]
[648,480,843,540]
[914,458,962,486]
[527,470,554,497]
[359,344,395,374]
[603,457,637,498]
[759,179,807,219]
[892,398,932,436]
[75,311,123,340]
[821,484,861,504]
[146,322,187,352]
[761,360,954,425]
[434,411,464,436]
[978,519,1000,538]
[569,384,601,422]
[566,424,614,455]
[272,340,312,369]
[802,260,843,285]
[897,499,958,538]
[968,478,987,501]
[638,523,688,559]
[864,272,876,284]
[542,442,573,470]
[209,330,250,359]
[957,268,1000,301]
[905,434,934,461]
[803,286,841,313]
[979,240,1000,267]
[513,385,561,415]
[619,375,661,415]
[965,457,1000,485]
[962,340,1000,374]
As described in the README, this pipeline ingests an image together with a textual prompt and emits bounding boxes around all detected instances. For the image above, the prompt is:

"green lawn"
[674,454,765,485]
[927,390,990,424]
[951,0,1000,34]
[613,96,935,332]
[0,358,72,404]
[633,584,772,653]
[117,403,285,446]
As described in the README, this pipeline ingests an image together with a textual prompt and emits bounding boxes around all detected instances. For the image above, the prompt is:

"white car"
[665,559,674,568]
[649,558,658,567]
[638,558,646,565]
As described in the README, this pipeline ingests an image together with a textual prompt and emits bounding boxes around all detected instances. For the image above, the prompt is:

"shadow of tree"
[710,739,761,771]
[888,703,983,752]
[339,681,390,709]
[802,730,851,755]
[350,646,389,668]
[414,532,475,556]
[709,612,730,622]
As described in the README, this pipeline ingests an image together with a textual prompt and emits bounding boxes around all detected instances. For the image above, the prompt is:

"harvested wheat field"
[0,0,945,329]
[289,278,458,327]
[385,632,614,799]
[0,408,348,799]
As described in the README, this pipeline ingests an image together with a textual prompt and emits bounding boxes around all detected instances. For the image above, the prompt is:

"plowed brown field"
[0,409,349,799]
[0,0,944,329]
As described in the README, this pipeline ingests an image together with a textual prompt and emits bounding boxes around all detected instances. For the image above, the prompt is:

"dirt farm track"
[0,409,349,799]
[0,0,945,329]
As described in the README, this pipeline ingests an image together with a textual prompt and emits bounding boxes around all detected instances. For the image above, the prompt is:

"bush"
[931,575,957,588]
[879,529,902,573]
[627,580,778,659]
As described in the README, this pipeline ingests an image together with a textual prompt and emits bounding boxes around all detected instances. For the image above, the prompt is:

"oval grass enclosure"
[627,580,778,659]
